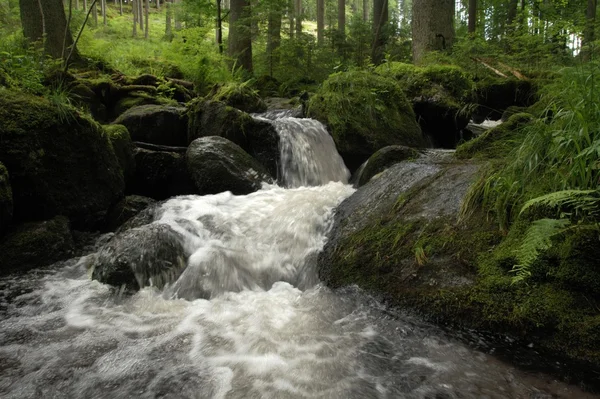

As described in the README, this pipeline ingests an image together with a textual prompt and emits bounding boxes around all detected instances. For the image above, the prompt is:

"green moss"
[104,124,135,184]
[209,81,267,113]
[307,70,424,170]
[456,113,533,159]
[357,146,420,187]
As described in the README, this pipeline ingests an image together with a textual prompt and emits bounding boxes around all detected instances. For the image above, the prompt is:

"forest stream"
[0,115,598,399]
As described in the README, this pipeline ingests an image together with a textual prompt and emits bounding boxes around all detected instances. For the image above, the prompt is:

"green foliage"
[208,80,266,113]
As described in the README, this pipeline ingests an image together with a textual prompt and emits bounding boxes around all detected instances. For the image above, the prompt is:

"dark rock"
[112,92,167,119]
[187,100,280,177]
[0,162,13,235]
[186,136,273,195]
[0,216,74,274]
[475,78,538,121]
[131,148,196,200]
[133,142,187,153]
[91,223,187,291]
[115,202,161,233]
[308,70,425,172]
[0,91,124,229]
[353,146,421,187]
[104,124,136,186]
[113,104,188,147]
[131,74,159,87]
[104,195,156,232]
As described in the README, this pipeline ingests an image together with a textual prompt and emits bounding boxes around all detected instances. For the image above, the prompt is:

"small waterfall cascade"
[0,113,595,399]
[254,114,350,187]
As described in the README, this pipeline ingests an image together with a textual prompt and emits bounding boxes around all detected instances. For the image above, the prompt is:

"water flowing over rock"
[0,114,597,398]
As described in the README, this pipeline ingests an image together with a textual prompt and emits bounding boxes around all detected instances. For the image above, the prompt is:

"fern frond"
[511,218,570,283]
[519,189,600,219]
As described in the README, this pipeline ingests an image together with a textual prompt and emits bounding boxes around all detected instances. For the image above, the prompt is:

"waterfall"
[0,113,594,399]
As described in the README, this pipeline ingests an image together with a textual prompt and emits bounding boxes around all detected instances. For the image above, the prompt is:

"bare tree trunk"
[215,0,222,51]
[138,0,143,30]
[119,0,122,15]
[166,0,173,40]
[75,0,79,10]
[371,0,387,63]
[468,0,476,34]
[133,0,138,36]
[412,0,454,64]
[229,0,252,74]
[83,0,87,12]
[338,0,344,39]
[363,0,368,21]
[102,0,106,26]
[91,0,97,26]
[157,0,160,9]
[507,0,518,34]
[144,0,149,38]
[174,0,182,30]
[317,0,324,44]
[288,0,294,38]
[295,0,302,36]
[267,4,281,74]
[582,0,597,61]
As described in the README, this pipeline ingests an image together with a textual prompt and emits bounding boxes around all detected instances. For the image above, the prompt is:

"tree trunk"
[75,0,79,10]
[175,0,182,29]
[102,0,106,26]
[133,0,137,36]
[156,0,160,9]
[371,0,387,64]
[267,5,281,75]
[83,0,87,11]
[20,0,78,59]
[119,0,122,15]
[317,0,324,44]
[507,0,518,33]
[468,0,476,34]
[215,0,222,51]
[138,0,143,30]
[144,0,149,38]
[229,0,253,74]
[363,0,368,21]
[582,0,597,61]
[295,0,302,36]
[338,0,344,39]
[288,0,294,38]
[92,0,97,26]
[411,0,454,64]
[166,0,173,40]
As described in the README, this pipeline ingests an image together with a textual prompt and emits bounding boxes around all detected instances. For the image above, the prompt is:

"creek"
[0,116,595,398]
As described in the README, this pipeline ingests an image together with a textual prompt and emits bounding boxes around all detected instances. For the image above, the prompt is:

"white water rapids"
[0,116,596,398]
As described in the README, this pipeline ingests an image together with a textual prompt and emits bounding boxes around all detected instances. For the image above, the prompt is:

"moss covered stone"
[0,162,13,235]
[475,78,538,120]
[308,70,425,172]
[353,146,421,187]
[104,124,136,186]
[0,91,124,229]
[113,104,188,147]
[0,215,74,274]
[455,113,533,159]
[208,82,267,113]
[186,136,273,195]
[375,62,475,149]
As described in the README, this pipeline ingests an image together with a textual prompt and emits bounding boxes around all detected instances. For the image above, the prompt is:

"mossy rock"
[187,100,280,177]
[501,105,528,121]
[375,62,475,148]
[455,113,533,160]
[0,162,13,235]
[0,216,74,274]
[208,82,267,113]
[186,136,273,195]
[112,93,174,120]
[475,78,538,120]
[113,104,188,147]
[104,124,136,186]
[0,91,124,229]
[353,146,421,187]
[307,70,425,172]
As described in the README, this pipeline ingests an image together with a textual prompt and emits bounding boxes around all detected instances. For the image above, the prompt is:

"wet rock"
[91,223,187,291]
[131,148,196,200]
[0,162,13,235]
[353,146,421,187]
[187,100,280,177]
[0,91,124,229]
[308,70,425,172]
[104,124,136,186]
[186,136,273,195]
[104,195,156,232]
[112,104,188,147]
[0,216,74,274]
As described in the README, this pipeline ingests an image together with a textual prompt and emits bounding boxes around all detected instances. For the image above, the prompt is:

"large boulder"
[375,63,475,148]
[307,70,425,172]
[187,100,280,177]
[0,216,74,274]
[91,223,187,291]
[208,82,267,113]
[186,136,273,195]
[131,147,196,200]
[112,104,188,147]
[0,91,124,229]
[0,162,13,235]
[104,124,136,186]
[353,146,421,187]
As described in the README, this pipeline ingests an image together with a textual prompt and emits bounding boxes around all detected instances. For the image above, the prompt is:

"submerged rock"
[91,223,187,291]
[0,216,74,274]
[112,104,188,147]
[0,91,124,229]
[0,162,13,235]
[186,136,273,195]
[308,70,425,172]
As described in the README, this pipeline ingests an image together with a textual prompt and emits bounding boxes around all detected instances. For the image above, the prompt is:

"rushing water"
[0,117,597,399]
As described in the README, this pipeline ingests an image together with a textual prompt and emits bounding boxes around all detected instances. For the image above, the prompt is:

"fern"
[512,218,570,283]
[519,189,600,220]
